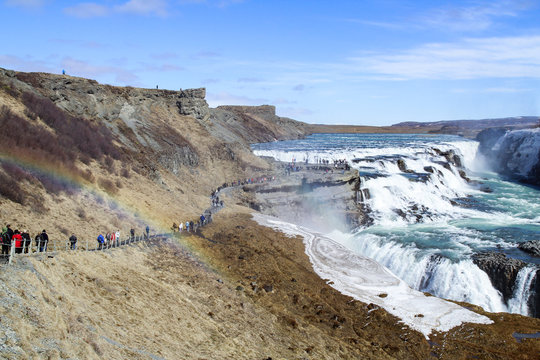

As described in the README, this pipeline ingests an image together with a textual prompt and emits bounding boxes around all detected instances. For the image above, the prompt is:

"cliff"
[0,68,312,240]
[476,127,540,186]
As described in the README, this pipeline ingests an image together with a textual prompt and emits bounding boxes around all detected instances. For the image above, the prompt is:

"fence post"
[53,239,56,252]
[29,239,33,254]
[65,241,68,251]
[8,240,15,265]
[22,240,26,254]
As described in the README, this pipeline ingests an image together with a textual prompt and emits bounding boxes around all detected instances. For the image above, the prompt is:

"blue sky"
[2,0,540,125]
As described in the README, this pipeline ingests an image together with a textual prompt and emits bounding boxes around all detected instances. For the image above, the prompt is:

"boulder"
[518,240,540,257]
[472,252,526,303]
[473,252,539,318]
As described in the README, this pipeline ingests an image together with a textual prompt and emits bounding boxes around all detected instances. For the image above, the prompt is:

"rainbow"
[0,152,162,231]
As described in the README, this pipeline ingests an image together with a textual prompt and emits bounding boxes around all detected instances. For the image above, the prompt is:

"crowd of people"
[332,159,351,170]
[0,170,306,261]
[1,225,50,256]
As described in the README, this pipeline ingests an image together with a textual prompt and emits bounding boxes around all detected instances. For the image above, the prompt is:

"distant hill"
[391,117,539,138]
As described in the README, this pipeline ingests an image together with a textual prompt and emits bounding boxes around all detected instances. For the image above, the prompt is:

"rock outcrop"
[472,251,539,317]
[240,162,367,232]
[518,240,540,257]
[177,88,210,121]
[472,252,527,303]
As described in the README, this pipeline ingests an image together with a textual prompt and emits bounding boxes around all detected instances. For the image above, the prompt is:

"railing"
[0,233,166,265]
[1,172,278,266]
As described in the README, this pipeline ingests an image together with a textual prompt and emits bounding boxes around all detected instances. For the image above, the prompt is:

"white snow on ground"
[253,213,493,338]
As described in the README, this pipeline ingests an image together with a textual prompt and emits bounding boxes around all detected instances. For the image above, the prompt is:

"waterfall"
[351,232,507,313]
[507,266,538,316]
[252,133,540,317]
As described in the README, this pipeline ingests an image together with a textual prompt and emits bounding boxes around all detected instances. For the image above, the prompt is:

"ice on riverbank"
[253,213,493,337]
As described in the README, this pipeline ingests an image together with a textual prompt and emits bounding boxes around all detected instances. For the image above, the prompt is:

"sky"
[2,0,540,126]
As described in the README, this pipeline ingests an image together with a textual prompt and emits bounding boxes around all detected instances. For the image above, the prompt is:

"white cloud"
[63,3,109,18]
[151,52,178,60]
[215,0,245,8]
[279,106,313,119]
[238,77,263,83]
[206,91,268,107]
[484,87,532,93]
[272,98,297,105]
[192,51,221,59]
[202,78,220,84]
[4,0,44,8]
[420,0,525,32]
[0,54,55,73]
[452,87,533,94]
[180,0,246,7]
[139,63,185,72]
[350,1,533,33]
[114,0,168,16]
[344,19,403,30]
[61,57,139,84]
[62,0,169,18]
[350,35,540,80]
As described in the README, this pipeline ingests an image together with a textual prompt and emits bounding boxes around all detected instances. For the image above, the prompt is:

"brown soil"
[1,212,538,359]
[192,214,540,359]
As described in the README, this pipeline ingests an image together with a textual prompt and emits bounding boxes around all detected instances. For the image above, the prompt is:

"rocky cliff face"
[476,128,540,186]
[472,252,539,317]
[0,67,312,238]
[472,252,527,303]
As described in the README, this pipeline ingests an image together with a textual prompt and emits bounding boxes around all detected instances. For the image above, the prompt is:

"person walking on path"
[6,225,13,243]
[115,230,120,247]
[12,230,23,254]
[97,234,105,250]
[110,231,116,248]
[1,227,10,255]
[185,221,190,232]
[130,228,135,240]
[22,230,31,253]
[145,225,150,239]
[69,234,77,250]
[179,222,183,232]
[40,230,49,252]
[34,233,42,252]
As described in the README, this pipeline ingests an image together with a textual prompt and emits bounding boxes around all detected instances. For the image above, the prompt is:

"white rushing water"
[252,134,540,317]
[253,213,493,337]
[508,266,538,316]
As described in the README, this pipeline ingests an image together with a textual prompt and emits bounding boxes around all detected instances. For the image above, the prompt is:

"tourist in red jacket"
[12,230,23,254]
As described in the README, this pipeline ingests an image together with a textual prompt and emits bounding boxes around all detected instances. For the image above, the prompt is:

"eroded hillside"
[0,68,310,244]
